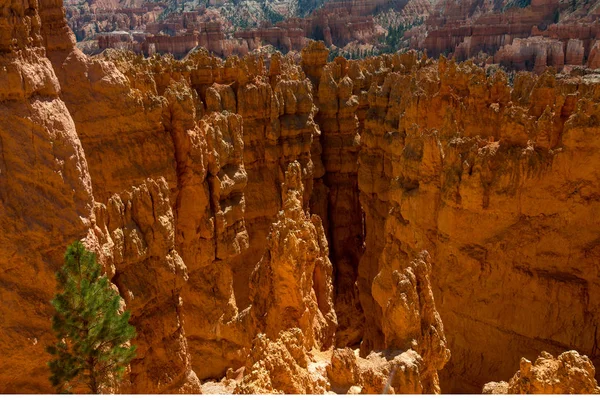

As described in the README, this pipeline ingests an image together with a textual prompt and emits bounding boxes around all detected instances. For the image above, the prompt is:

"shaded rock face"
[1,0,600,393]
[312,59,365,348]
[483,351,600,394]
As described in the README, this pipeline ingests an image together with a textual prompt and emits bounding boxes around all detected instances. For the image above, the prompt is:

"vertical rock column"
[96,178,201,393]
[234,161,338,394]
[0,0,95,391]
[162,77,250,381]
[247,161,337,349]
[230,53,320,311]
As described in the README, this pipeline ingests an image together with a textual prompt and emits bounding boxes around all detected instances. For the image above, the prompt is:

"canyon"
[1,0,600,394]
[66,0,600,73]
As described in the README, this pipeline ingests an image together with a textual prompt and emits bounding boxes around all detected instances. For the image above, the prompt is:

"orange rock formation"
[1,0,600,393]
[352,51,600,391]
[483,351,600,394]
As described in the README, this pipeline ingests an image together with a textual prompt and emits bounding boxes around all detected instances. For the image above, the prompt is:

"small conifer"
[47,241,136,394]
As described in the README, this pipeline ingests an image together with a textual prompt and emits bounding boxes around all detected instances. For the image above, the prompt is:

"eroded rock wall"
[354,53,600,392]
[246,161,337,350]
[94,178,201,393]
[0,0,95,391]
[3,0,327,391]
[38,13,323,379]
[306,46,366,347]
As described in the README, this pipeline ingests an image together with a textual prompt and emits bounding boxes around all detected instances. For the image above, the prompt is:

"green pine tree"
[47,241,136,394]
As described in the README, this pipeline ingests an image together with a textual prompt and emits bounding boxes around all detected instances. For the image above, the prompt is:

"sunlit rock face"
[483,351,600,394]
[354,52,600,392]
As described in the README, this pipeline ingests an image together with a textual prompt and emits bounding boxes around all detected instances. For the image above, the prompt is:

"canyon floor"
[1,0,600,394]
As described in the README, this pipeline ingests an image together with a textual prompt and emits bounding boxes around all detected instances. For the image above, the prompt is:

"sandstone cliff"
[354,53,600,392]
[0,0,95,391]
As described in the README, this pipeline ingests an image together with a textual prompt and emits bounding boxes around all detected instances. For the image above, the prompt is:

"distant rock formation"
[67,0,600,73]
[407,0,600,71]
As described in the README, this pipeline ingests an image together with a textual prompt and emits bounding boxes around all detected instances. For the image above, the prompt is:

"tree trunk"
[89,358,99,394]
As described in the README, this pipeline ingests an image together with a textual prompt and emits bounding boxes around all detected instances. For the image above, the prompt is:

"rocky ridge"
[1,0,600,394]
